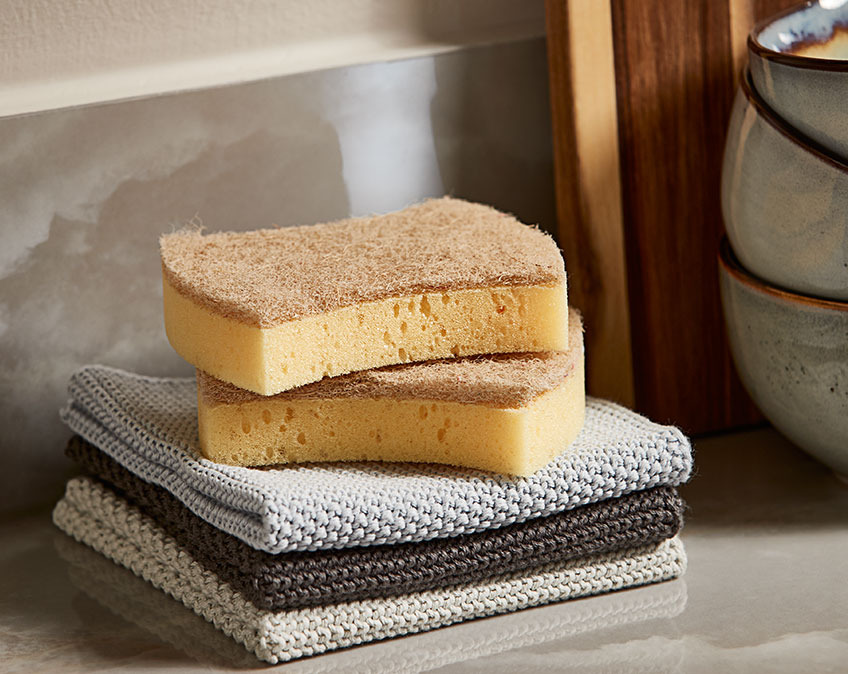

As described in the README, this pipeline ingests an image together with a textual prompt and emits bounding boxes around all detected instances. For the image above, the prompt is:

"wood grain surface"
[547,0,796,433]
[545,0,635,408]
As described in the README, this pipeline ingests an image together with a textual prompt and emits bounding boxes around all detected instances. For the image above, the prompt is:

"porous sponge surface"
[196,311,585,475]
[160,197,565,327]
[200,311,583,409]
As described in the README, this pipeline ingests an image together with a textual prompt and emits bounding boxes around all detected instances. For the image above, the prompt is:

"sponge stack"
[162,197,581,475]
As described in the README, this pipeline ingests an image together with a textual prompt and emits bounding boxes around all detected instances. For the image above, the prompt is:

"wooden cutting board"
[546,0,797,434]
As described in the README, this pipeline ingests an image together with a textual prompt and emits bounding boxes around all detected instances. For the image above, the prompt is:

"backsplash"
[0,38,556,514]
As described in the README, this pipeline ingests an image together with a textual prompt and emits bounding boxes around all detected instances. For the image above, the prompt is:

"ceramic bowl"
[749,0,848,160]
[719,236,848,478]
[721,68,848,300]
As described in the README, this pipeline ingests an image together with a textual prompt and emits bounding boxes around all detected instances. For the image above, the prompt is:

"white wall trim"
[0,1,544,118]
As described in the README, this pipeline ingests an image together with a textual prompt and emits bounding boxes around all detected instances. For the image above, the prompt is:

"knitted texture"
[60,365,693,554]
[67,437,685,611]
[56,532,687,673]
[52,477,688,665]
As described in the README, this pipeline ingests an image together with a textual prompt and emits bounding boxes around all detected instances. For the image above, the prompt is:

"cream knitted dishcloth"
[56,531,687,672]
[52,477,687,665]
[60,365,693,554]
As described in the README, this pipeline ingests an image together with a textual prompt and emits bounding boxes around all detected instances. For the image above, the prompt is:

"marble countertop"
[2,427,847,673]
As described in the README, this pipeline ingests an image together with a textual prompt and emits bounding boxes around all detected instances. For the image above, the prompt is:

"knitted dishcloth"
[59,365,693,554]
[52,477,687,665]
[56,532,687,673]
[66,436,684,611]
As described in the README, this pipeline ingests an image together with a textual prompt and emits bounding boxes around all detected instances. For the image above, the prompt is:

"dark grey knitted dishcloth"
[66,436,684,612]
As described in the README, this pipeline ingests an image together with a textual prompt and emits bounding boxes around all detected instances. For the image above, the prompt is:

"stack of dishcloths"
[53,198,693,664]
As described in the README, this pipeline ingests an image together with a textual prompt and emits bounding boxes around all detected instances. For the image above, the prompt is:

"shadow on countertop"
[681,426,848,530]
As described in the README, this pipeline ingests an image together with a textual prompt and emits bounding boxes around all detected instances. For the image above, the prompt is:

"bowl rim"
[740,66,848,172]
[748,0,848,71]
[719,237,848,312]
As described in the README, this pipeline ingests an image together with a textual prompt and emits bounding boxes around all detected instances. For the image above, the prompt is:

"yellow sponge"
[196,310,585,476]
[161,198,568,395]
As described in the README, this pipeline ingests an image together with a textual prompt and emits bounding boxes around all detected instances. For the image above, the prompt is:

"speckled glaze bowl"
[721,68,848,300]
[749,0,848,160]
[719,237,848,478]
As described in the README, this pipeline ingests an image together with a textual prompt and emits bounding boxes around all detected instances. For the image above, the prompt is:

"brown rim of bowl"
[748,0,848,71]
[740,66,848,172]
[719,237,848,311]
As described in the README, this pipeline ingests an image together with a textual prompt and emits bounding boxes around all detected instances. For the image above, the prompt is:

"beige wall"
[0,0,543,116]
[0,38,556,514]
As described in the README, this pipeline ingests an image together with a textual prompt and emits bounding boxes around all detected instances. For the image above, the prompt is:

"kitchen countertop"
[2,427,847,673]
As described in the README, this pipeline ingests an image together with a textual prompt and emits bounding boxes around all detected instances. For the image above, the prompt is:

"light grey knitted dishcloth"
[52,477,687,665]
[60,365,693,554]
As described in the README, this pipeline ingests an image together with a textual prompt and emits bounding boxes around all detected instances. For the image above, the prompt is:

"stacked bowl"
[720,0,848,479]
